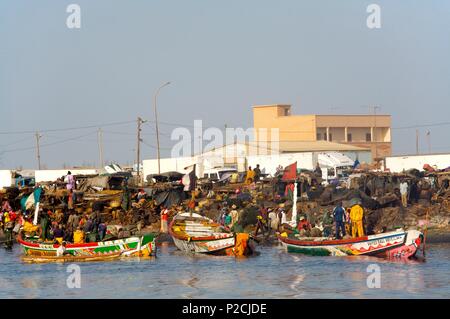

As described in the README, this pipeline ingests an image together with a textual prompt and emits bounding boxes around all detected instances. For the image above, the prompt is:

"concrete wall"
[0,170,14,189]
[386,154,450,173]
[253,105,317,142]
[35,169,98,183]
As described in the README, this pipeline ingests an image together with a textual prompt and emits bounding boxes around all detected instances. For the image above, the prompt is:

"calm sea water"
[0,242,449,299]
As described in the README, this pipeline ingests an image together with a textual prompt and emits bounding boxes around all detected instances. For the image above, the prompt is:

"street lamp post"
[154,81,171,174]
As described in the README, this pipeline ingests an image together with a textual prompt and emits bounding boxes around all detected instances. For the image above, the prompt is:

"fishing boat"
[21,252,122,264]
[169,212,253,256]
[17,232,157,258]
[278,229,423,258]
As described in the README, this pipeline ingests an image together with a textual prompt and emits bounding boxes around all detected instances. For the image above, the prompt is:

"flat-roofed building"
[253,104,391,161]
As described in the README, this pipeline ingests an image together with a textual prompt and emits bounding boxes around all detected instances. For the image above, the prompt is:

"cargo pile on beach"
[1,166,450,246]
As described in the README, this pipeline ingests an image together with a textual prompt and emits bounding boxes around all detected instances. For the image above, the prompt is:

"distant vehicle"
[201,167,238,182]
[247,151,356,185]
[318,152,355,184]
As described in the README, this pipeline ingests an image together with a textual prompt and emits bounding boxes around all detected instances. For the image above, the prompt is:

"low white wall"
[0,170,14,189]
[386,154,450,173]
[35,169,98,183]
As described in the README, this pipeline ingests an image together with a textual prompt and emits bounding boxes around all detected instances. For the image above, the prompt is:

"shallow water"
[0,242,449,299]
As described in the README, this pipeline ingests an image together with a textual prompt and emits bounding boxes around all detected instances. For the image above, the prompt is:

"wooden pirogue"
[169,212,254,256]
[278,229,423,258]
[17,232,157,258]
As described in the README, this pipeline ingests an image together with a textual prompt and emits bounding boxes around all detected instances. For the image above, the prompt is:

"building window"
[366,133,372,142]
[316,133,322,140]
[329,133,332,141]
[347,133,352,142]
[323,133,327,141]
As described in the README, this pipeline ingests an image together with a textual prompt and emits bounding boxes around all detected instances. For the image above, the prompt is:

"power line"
[0,120,136,135]
[392,121,450,130]
[0,131,97,154]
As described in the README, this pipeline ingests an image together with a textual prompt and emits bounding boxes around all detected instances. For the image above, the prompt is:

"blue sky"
[1,0,449,169]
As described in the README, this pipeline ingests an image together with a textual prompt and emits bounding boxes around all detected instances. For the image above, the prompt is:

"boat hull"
[279,230,423,259]
[170,212,252,256]
[172,235,236,254]
[18,233,157,257]
[21,252,122,263]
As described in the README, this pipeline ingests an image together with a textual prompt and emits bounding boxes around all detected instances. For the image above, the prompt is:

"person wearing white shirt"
[399,180,408,207]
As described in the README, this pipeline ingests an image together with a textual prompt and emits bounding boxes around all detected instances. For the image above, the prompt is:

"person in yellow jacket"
[73,227,85,244]
[349,204,364,238]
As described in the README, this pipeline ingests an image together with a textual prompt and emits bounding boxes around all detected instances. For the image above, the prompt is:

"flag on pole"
[282,162,297,181]
[24,187,42,225]
[182,164,197,191]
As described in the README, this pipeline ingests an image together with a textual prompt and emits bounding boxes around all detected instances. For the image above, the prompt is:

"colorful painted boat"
[21,252,122,263]
[169,212,253,256]
[17,232,157,258]
[278,229,423,258]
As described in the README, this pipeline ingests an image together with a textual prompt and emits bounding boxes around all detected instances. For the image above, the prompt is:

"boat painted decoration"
[278,229,423,258]
[21,252,122,263]
[169,212,253,256]
[17,232,157,258]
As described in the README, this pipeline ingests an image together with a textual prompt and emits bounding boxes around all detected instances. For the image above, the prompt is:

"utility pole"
[426,130,431,154]
[35,132,41,170]
[416,129,419,155]
[136,117,146,183]
[153,81,171,174]
[97,128,104,168]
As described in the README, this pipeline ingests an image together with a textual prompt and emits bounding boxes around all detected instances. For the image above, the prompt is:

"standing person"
[277,203,287,231]
[224,211,232,228]
[73,227,85,244]
[253,164,261,182]
[66,171,76,191]
[333,202,346,239]
[400,180,408,208]
[314,163,322,177]
[345,207,352,236]
[53,224,65,244]
[322,210,334,238]
[218,203,228,226]
[245,166,255,184]
[160,206,169,233]
[230,205,239,227]
[268,208,279,232]
[40,210,50,241]
[254,204,269,238]
[121,179,131,212]
[350,203,364,238]
[3,212,15,249]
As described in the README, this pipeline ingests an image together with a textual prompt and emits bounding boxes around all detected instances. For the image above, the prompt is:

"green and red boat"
[278,229,423,258]
[17,232,157,258]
